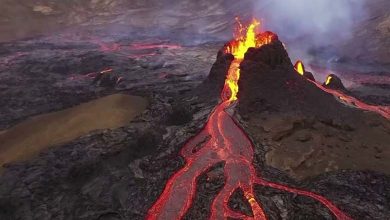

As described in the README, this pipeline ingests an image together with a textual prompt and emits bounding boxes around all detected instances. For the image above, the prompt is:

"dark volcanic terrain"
[0,31,388,219]
[0,1,390,219]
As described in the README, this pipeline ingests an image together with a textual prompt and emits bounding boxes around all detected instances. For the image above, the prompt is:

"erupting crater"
[147,19,352,220]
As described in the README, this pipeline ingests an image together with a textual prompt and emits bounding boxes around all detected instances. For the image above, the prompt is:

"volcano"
[0,7,389,220]
[146,20,390,219]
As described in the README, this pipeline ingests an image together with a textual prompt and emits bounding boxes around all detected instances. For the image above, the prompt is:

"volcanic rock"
[303,71,315,81]
[239,40,358,122]
[232,38,390,182]
[323,74,347,91]
[200,52,234,101]
[293,61,315,81]
[93,71,121,88]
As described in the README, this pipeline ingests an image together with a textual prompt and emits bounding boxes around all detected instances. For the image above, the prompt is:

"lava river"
[147,20,352,220]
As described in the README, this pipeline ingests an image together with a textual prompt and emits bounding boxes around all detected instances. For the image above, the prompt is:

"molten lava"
[294,60,305,76]
[296,61,390,119]
[325,75,333,85]
[147,19,352,220]
[92,38,181,59]
[317,82,390,119]
[223,18,276,102]
[68,68,113,81]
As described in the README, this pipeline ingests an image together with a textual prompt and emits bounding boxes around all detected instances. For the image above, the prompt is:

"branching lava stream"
[147,19,352,220]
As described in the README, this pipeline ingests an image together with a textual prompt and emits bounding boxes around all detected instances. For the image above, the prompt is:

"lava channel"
[294,61,390,119]
[314,81,390,119]
[147,19,352,220]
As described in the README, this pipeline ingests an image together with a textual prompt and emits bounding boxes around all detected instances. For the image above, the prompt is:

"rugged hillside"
[0,0,252,42]
[339,0,390,66]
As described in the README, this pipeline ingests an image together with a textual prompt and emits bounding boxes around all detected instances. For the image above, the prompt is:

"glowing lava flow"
[315,81,390,119]
[147,20,352,220]
[294,62,390,119]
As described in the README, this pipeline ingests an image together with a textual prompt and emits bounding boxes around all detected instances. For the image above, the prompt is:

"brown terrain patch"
[0,94,148,170]
[233,40,390,180]
[246,113,390,180]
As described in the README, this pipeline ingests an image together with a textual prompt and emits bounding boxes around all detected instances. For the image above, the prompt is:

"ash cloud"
[255,0,366,62]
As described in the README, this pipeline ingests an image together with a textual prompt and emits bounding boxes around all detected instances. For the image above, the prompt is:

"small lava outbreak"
[294,60,305,76]
[294,61,390,119]
[147,19,352,220]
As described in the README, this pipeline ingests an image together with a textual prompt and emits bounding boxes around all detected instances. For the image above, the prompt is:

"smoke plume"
[255,0,366,62]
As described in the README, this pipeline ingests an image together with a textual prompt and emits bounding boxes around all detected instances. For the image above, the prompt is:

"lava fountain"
[147,19,352,220]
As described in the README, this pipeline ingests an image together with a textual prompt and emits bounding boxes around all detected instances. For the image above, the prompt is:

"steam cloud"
[255,0,366,61]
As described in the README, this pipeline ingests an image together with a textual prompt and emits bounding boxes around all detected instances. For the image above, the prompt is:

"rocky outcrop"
[234,37,390,184]
[323,74,347,91]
